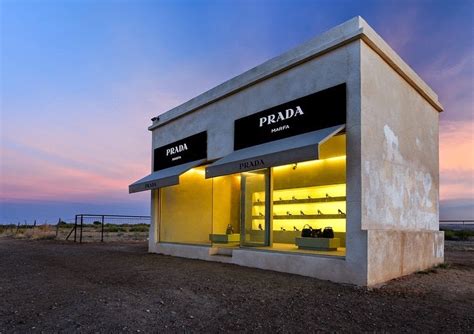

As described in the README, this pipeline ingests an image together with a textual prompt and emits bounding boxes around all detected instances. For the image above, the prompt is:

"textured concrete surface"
[360,40,442,285]
[360,42,440,232]
[367,230,444,285]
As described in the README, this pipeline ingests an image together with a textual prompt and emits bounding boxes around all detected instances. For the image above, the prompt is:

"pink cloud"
[439,120,474,201]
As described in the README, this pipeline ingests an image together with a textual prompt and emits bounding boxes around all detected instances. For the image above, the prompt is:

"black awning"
[129,159,206,193]
[205,124,345,178]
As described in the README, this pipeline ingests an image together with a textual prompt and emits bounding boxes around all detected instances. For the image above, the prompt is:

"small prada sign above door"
[153,131,207,171]
[234,83,346,150]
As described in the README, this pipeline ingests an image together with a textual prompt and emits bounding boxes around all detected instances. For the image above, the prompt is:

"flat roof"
[149,16,443,131]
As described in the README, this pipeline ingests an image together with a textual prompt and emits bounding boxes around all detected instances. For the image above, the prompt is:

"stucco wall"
[367,230,444,285]
[360,41,443,285]
[360,42,439,231]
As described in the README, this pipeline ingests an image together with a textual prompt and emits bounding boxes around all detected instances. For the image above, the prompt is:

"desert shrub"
[436,263,450,269]
[32,232,56,240]
[57,221,74,228]
[443,230,456,240]
[443,229,474,241]
[106,226,126,233]
[456,230,474,240]
[93,221,102,226]
[130,226,149,232]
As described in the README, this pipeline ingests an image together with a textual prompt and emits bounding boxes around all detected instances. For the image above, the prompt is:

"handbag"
[312,228,323,238]
[301,224,313,238]
[322,227,334,238]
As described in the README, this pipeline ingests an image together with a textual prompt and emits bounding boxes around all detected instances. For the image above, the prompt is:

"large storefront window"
[270,134,346,255]
[159,166,212,245]
[159,134,346,256]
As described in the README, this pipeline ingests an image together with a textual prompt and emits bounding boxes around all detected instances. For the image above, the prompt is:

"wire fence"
[440,220,474,231]
[2,218,473,241]
[0,214,151,242]
[66,214,151,243]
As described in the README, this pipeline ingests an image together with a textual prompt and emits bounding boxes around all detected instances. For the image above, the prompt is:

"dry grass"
[0,224,149,242]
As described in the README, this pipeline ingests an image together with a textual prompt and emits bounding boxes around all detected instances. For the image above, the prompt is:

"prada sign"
[234,83,346,150]
[153,131,207,171]
[239,159,265,170]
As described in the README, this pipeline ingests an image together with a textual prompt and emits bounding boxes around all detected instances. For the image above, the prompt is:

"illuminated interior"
[159,133,346,256]
[252,133,347,256]
[159,166,213,245]
[210,173,241,245]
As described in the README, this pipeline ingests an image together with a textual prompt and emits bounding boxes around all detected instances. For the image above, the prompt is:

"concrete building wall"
[151,42,361,159]
[143,17,444,286]
[360,41,444,285]
[149,40,368,285]
[360,42,440,231]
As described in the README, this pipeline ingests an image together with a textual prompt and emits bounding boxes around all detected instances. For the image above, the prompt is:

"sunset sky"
[1,0,473,223]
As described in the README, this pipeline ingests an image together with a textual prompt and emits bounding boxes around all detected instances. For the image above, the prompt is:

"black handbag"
[301,224,312,238]
[322,227,334,238]
[312,228,322,238]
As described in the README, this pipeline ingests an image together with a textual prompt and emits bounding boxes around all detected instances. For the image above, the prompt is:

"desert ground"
[0,238,472,333]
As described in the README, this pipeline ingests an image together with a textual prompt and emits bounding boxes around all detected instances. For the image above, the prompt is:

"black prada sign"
[239,159,265,170]
[234,83,346,150]
[153,131,207,171]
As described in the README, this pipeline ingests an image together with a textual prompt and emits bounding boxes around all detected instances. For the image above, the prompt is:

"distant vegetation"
[0,222,150,242]
[441,228,474,241]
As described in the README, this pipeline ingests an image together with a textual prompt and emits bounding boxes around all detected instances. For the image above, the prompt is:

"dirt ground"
[0,238,472,333]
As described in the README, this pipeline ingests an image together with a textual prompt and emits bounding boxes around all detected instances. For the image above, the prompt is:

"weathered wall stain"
[364,124,437,230]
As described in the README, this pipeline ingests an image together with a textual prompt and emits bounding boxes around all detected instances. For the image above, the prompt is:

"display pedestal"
[209,234,240,244]
[295,237,340,251]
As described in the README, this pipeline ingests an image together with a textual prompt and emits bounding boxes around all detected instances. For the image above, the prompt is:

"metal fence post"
[74,215,77,242]
[80,215,84,243]
[101,215,105,242]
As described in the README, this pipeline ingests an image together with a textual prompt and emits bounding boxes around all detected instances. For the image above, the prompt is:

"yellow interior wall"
[159,134,347,245]
[160,166,212,244]
[266,134,347,234]
[320,133,346,159]
[245,173,266,232]
[212,174,241,234]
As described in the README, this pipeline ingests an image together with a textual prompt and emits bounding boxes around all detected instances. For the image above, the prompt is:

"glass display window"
[159,166,213,245]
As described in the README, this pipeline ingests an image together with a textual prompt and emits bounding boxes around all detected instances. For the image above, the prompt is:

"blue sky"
[1,0,473,223]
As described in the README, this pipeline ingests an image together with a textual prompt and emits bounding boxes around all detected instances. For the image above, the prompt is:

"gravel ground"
[0,238,472,333]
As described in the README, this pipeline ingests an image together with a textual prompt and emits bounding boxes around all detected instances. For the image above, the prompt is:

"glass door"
[240,169,271,247]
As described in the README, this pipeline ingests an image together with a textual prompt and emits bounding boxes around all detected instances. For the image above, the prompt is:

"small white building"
[130,17,444,286]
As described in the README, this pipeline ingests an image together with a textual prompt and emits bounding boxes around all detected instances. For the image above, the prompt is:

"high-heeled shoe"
[317,210,323,215]
[258,223,263,231]
[338,209,345,215]
[300,210,305,215]
[293,226,299,231]
[286,211,292,216]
